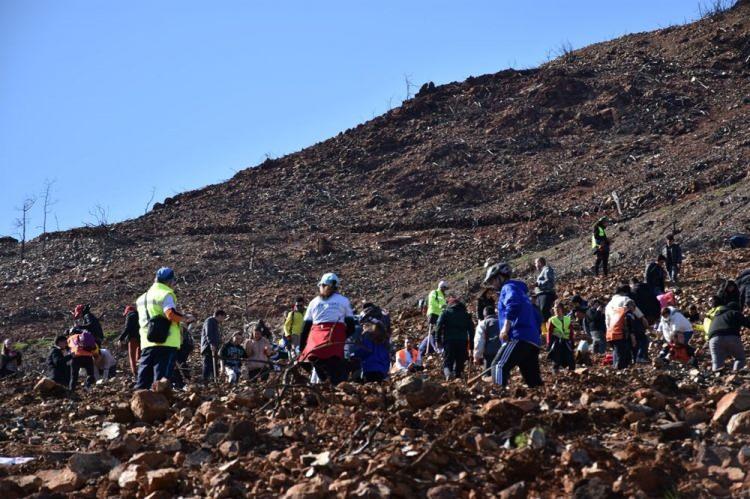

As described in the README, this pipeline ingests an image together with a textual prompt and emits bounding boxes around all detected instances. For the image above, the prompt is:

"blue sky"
[0,1,706,238]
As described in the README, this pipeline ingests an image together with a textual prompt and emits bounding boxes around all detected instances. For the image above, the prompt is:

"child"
[219,332,247,385]
[547,302,575,372]
[244,324,272,381]
[353,319,390,382]
[47,335,72,386]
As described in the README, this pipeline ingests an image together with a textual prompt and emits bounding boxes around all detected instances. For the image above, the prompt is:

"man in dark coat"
[436,296,474,380]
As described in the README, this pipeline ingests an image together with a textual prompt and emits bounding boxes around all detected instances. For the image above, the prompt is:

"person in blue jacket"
[353,319,390,382]
[483,262,543,388]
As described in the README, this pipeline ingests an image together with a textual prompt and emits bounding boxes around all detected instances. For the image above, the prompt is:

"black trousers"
[70,356,95,391]
[537,292,556,321]
[594,247,609,276]
[548,336,575,371]
[311,357,348,386]
[443,339,468,378]
[362,371,386,383]
[491,340,543,388]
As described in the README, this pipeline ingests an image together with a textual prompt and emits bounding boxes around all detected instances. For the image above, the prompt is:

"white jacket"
[657,307,692,343]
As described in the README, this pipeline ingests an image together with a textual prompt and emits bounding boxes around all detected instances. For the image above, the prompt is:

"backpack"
[606,307,628,342]
[483,317,501,357]
[77,331,97,352]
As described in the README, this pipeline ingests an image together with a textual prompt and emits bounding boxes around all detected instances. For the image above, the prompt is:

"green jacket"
[427,289,447,317]
[436,302,474,343]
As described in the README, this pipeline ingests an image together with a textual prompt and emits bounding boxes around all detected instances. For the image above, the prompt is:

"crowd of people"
[3,227,750,394]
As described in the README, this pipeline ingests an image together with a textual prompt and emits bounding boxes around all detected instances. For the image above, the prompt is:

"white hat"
[438,280,449,289]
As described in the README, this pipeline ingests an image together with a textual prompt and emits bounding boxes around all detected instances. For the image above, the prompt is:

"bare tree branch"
[14,196,36,260]
[404,73,416,100]
[85,204,109,227]
[144,186,156,215]
[38,178,57,248]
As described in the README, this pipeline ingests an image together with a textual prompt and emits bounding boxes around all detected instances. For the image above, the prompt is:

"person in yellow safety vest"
[422,281,449,354]
[283,297,305,351]
[592,217,610,277]
[546,301,575,372]
[392,338,423,373]
[696,295,724,341]
[134,267,196,390]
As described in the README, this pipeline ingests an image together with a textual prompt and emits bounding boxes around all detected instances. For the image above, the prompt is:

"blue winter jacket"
[354,336,391,375]
[497,280,542,346]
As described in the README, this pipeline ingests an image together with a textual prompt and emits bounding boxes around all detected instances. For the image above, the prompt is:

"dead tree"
[39,178,57,248]
[86,204,109,227]
[14,196,36,260]
[144,186,156,215]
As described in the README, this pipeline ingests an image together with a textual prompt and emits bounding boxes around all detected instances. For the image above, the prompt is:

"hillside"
[1,3,750,338]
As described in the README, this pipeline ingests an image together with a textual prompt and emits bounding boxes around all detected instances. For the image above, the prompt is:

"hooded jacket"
[436,302,474,343]
[118,310,140,343]
[708,303,750,339]
[497,280,542,346]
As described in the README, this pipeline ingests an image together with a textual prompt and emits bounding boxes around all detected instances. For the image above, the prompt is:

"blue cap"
[156,267,175,282]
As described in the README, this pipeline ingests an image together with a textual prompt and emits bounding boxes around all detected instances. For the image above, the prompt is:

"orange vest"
[397,348,421,367]
[606,307,628,342]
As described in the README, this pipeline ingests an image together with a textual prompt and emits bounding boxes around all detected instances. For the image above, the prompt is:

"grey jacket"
[536,266,555,293]
[201,316,221,354]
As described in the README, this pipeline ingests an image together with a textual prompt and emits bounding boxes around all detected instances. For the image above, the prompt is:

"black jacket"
[645,262,666,295]
[82,312,104,342]
[631,282,660,321]
[708,303,750,338]
[436,302,474,343]
[662,243,682,268]
[118,311,140,343]
[47,346,71,386]
[584,307,606,333]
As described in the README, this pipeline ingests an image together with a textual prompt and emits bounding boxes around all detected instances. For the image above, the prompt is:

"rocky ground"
[1,248,749,498]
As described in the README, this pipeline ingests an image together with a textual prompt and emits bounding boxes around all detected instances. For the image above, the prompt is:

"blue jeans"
[611,339,632,370]
[135,346,176,390]
[633,333,650,362]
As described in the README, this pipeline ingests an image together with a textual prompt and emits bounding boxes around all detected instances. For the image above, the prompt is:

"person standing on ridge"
[134,267,195,390]
[483,263,543,388]
[592,217,610,277]
[201,309,226,382]
[534,257,556,322]
[662,234,683,284]
[299,273,355,385]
